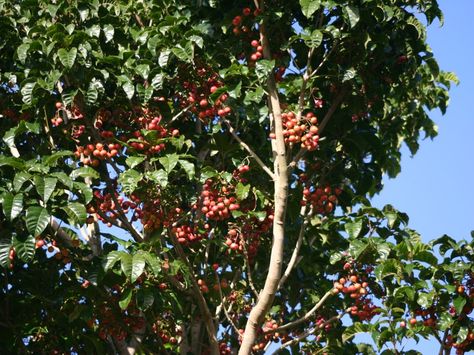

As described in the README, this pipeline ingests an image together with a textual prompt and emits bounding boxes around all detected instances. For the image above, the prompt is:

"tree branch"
[277,205,309,291]
[169,232,219,355]
[265,289,334,335]
[221,118,275,180]
[238,10,289,354]
[271,309,348,354]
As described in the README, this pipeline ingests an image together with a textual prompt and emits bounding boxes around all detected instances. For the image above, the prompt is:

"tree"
[0,0,471,354]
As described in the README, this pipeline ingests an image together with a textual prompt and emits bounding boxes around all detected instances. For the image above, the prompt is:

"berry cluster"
[270,112,320,151]
[177,66,232,122]
[225,209,273,258]
[302,185,341,215]
[74,142,120,167]
[172,224,207,245]
[195,173,246,221]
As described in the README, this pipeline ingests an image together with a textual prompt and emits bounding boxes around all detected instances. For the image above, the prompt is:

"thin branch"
[242,241,259,298]
[318,87,347,134]
[214,271,240,335]
[296,48,315,122]
[170,104,193,123]
[265,289,335,335]
[169,232,219,354]
[221,118,275,180]
[271,309,348,355]
[277,205,309,291]
[309,40,339,78]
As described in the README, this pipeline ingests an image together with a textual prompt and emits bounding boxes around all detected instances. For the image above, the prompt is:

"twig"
[242,241,259,298]
[265,289,335,335]
[271,309,348,354]
[170,104,193,123]
[318,88,347,134]
[169,232,219,354]
[277,205,309,290]
[309,40,339,78]
[221,118,275,180]
[214,271,240,334]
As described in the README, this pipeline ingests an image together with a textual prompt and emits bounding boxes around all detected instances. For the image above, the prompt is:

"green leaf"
[438,312,453,331]
[143,253,161,276]
[159,154,179,173]
[103,24,114,42]
[172,44,192,62]
[34,176,57,203]
[120,253,133,279]
[151,73,164,90]
[342,323,371,342]
[416,292,434,308]
[136,288,154,311]
[453,296,467,315]
[70,166,99,180]
[255,59,275,81]
[131,252,146,283]
[58,48,78,69]
[13,172,31,191]
[457,326,469,343]
[103,251,123,271]
[345,219,363,238]
[47,174,71,191]
[12,234,35,262]
[73,182,93,204]
[146,170,168,188]
[126,156,146,169]
[119,169,142,193]
[21,82,36,104]
[344,5,360,28]
[119,288,133,310]
[135,64,150,80]
[158,49,171,67]
[62,202,87,226]
[179,160,195,180]
[300,0,321,18]
[122,81,135,100]
[2,193,23,220]
[43,151,73,167]
[0,239,12,268]
[0,156,25,169]
[329,252,343,265]
[26,206,50,236]
[235,182,250,200]
[17,43,30,64]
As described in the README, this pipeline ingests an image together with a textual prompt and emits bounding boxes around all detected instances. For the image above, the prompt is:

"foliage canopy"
[0,0,471,354]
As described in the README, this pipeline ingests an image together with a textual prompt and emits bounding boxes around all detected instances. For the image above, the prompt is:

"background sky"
[368,0,474,353]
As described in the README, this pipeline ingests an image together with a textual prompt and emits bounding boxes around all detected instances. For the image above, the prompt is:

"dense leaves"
[0,0,469,354]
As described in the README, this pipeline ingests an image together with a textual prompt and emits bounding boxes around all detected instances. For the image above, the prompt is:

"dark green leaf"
[34,176,57,203]
[179,160,195,180]
[12,235,35,262]
[62,202,87,226]
[300,0,321,18]
[136,288,154,310]
[119,288,133,310]
[131,252,146,283]
[58,48,77,69]
[26,206,50,236]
